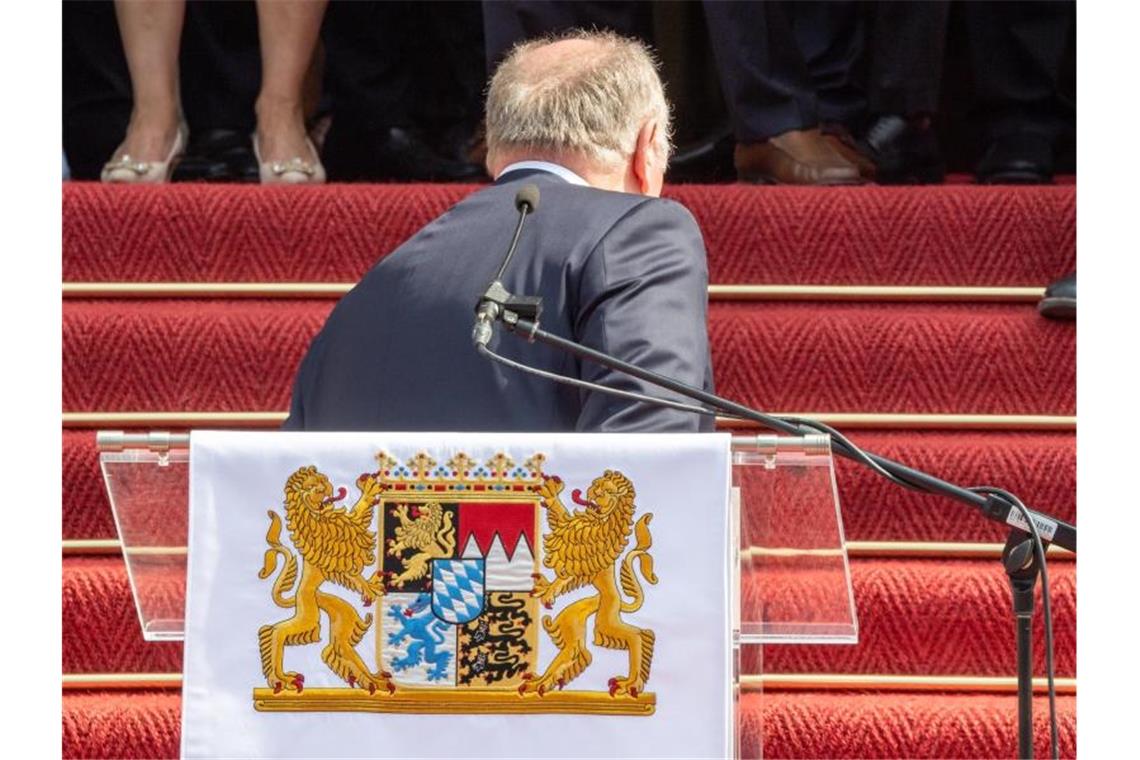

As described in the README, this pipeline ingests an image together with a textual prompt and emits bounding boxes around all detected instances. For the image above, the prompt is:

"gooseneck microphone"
[470,184,1069,760]
[472,184,541,347]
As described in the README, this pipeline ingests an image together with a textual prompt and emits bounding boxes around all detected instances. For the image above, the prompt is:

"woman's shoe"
[101,123,188,184]
[253,134,326,185]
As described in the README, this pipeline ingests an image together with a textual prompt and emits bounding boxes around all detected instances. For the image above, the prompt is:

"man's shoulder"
[362,178,704,288]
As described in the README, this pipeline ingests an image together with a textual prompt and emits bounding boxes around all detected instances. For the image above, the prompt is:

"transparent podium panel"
[100,443,189,641]
[97,430,855,758]
[734,434,858,645]
[731,434,857,760]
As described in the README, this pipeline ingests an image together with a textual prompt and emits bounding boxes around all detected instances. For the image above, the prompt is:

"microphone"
[473,185,541,347]
[515,184,540,214]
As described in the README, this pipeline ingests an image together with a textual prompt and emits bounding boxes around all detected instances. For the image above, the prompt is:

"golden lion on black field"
[386,501,456,588]
[524,470,657,698]
[257,465,393,695]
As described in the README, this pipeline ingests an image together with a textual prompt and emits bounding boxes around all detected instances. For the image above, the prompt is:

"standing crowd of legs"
[63,1,1074,186]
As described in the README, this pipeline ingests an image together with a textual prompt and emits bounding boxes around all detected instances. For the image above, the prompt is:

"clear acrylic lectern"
[98,430,857,759]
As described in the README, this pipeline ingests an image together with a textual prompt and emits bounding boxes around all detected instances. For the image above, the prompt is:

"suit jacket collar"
[496,160,589,186]
[494,159,594,188]
[493,167,561,186]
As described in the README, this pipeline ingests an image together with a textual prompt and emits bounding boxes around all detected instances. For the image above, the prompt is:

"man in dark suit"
[284,31,714,433]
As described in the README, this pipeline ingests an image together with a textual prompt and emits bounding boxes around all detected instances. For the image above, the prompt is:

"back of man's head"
[485,30,673,176]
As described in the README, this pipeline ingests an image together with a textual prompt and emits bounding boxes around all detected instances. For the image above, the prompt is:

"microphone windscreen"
[515,184,540,213]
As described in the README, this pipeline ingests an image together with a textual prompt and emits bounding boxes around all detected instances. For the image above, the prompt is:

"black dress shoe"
[976,133,1054,185]
[172,129,259,183]
[323,125,486,182]
[1038,273,1075,320]
[666,126,736,183]
[860,115,945,185]
[434,123,487,168]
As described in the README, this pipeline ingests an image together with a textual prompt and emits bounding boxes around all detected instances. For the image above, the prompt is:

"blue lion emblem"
[386,594,453,682]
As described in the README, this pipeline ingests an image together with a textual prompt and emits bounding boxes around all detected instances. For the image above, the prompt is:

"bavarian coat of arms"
[253,450,658,715]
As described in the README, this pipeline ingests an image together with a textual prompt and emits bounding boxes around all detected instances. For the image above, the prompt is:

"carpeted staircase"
[61,181,1076,758]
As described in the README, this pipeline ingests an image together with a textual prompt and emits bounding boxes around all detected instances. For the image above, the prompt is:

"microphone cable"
[479,336,964,496]
[482,336,1019,502]
[477,314,1062,758]
[476,342,731,420]
[778,416,928,493]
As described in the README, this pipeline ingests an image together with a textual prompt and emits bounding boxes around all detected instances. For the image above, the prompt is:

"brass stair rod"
[97,430,834,454]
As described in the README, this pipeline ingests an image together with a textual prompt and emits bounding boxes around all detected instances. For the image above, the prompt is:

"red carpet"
[61,181,1077,758]
[63,299,1075,414]
[62,691,1076,760]
[63,182,1075,285]
[64,429,1075,542]
[739,692,1075,759]
[63,555,1075,678]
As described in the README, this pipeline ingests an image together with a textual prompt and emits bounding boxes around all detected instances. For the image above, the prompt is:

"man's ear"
[631,119,659,195]
[485,149,502,179]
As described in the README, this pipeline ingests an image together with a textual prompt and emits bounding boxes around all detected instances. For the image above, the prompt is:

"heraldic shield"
[253,450,658,715]
[430,559,486,624]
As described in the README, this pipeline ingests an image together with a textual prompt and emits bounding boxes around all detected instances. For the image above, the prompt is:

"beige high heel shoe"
[253,133,326,185]
[101,123,188,184]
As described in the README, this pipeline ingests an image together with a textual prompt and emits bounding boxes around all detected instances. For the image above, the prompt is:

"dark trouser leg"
[867,0,949,117]
[965,0,1074,142]
[786,0,865,129]
[322,0,412,134]
[703,0,817,142]
[176,1,261,181]
[321,0,485,181]
[482,1,651,74]
[320,0,411,180]
[62,1,132,180]
[415,0,486,156]
[704,2,859,185]
[180,1,260,134]
[858,1,949,184]
[966,0,1073,182]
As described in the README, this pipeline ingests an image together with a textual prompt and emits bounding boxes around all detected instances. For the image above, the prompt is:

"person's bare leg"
[112,0,185,162]
[255,0,328,165]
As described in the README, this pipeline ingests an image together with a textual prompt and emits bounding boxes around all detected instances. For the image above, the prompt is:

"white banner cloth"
[182,431,732,758]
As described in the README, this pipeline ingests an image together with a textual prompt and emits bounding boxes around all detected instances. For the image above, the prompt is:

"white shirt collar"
[496,160,590,187]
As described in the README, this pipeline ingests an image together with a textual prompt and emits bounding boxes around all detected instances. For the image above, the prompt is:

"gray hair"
[485,30,673,171]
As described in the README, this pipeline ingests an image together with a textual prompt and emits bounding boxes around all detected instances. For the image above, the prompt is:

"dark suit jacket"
[283,168,715,432]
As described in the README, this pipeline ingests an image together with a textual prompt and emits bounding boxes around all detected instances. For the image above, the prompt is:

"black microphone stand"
[1004,530,1043,758]
[480,300,1074,759]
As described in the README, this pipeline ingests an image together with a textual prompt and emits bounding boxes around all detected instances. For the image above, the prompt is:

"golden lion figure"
[386,501,456,587]
[258,466,393,695]
[523,470,657,698]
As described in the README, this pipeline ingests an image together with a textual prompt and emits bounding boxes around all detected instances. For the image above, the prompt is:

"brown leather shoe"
[821,122,876,180]
[735,127,863,185]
